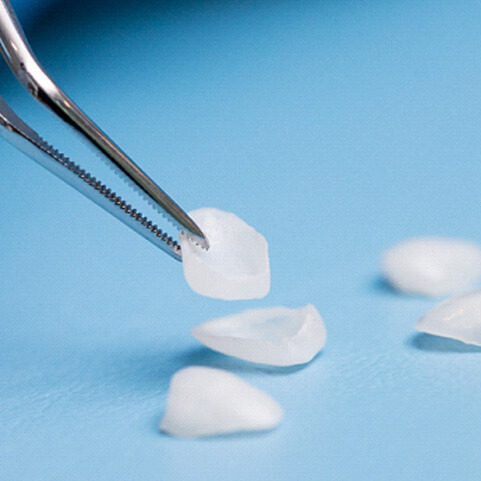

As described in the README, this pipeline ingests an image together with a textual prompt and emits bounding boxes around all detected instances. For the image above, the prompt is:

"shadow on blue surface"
[175,346,316,375]
[28,0,255,31]
[408,333,481,353]
[370,276,399,296]
[157,422,278,441]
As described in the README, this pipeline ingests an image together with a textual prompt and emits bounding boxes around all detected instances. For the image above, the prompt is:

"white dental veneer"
[192,305,326,366]
[180,208,270,300]
[159,366,283,438]
[416,290,481,346]
[382,237,481,296]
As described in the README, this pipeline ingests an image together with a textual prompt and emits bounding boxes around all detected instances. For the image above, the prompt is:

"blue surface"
[1,0,481,479]
[10,0,56,24]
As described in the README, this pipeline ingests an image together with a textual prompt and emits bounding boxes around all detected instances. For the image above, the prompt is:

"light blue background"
[1,0,481,479]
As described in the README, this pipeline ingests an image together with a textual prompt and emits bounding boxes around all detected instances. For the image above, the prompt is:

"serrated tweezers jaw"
[0,95,185,260]
[0,0,209,259]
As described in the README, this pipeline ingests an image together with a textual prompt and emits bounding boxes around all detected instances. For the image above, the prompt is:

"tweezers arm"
[0,0,207,246]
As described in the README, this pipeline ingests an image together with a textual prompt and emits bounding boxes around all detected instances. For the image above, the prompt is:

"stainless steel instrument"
[0,0,208,261]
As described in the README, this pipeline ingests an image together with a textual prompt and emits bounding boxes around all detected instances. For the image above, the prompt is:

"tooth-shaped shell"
[192,305,326,366]
[159,367,283,438]
[180,208,270,300]
[416,290,481,345]
[382,237,481,297]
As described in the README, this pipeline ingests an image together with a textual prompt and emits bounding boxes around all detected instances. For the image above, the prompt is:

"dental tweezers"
[0,0,208,261]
